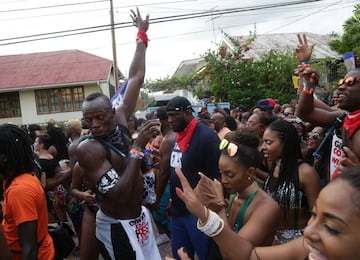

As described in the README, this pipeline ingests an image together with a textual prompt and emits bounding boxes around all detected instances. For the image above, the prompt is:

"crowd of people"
[0,8,360,260]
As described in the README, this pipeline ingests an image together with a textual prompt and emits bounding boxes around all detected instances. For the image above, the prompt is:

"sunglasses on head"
[308,132,321,140]
[219,139,238,157]
[338,77,360,87]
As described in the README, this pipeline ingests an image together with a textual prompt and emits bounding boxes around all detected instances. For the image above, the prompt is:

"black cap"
[167,96,194,112]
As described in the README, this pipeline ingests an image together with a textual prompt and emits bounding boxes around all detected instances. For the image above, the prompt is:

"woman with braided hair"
[0,123,54,260]
[262,120,321,244]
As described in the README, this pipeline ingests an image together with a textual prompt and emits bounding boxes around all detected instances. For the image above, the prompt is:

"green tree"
[329,4,360,56]
[198,32,298,108]
[145,75,195,92]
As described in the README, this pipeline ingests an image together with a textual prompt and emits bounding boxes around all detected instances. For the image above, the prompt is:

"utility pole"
[109,0,119,90]
[208,6,221,45]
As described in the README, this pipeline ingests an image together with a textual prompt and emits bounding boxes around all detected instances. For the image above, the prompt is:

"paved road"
[159,240,172,259]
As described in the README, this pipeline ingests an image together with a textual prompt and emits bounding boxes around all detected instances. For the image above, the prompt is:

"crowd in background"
[0,10,360,260]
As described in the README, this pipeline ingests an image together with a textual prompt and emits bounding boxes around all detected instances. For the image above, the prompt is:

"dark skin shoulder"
[77,137,143,218]
[241,190,280,245]
[76,120,161,219]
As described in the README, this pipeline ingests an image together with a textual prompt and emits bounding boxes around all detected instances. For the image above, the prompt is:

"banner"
[343,52,356,72]
[330,132,343,180]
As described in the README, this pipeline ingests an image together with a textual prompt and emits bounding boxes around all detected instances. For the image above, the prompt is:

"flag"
[111,80,128,109]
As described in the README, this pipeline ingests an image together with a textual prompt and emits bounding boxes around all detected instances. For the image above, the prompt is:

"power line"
[0,0,196,18]
[0,0,106,13]
[0,0,327,46]
[263,0,347,34]
[0,0,352,66]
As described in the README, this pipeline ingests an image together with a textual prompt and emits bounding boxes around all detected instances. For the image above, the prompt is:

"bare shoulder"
[160,134,175,149]
[298,162,319,182]
[76,139,106,167]
[255,189,280,212]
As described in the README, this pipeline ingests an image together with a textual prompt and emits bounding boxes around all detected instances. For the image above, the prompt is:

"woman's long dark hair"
[267,120,303,225]
[0,124,35,188]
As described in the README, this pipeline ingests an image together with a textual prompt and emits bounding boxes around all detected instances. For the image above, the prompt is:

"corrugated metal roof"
[0,50,113,90]
[172,57,206,77]
[223,32,341,60]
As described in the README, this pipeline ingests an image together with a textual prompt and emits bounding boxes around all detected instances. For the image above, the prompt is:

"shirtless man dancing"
[76,8,161,260]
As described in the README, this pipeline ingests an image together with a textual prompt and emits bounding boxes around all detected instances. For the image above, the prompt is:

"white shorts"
[96,206,161,260]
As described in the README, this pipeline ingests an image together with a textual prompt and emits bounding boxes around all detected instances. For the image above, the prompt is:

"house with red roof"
[0,50,121,125]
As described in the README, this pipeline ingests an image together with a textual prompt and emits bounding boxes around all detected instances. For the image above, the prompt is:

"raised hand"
[175,168,207,221]
[130,7,149,32]
[134,119,161,149]
[296,33,315,62]
[301,68,320,86]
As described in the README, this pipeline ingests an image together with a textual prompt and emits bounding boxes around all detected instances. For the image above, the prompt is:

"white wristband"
[197,209,224,237]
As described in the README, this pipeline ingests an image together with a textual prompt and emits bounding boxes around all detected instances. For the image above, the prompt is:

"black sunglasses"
[283,112,293,117]
[308,132,321,140]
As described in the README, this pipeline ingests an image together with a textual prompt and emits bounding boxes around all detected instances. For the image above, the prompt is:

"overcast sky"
[0,0,357,80]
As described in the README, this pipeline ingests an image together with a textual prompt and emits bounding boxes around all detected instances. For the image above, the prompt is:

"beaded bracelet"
[303,87,315,95]
[129,150,144,160]
[303,81,317,95]
[132,144,144,152]
[136,30,149,48]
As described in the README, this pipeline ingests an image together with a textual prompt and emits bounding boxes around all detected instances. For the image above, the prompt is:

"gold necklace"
[237,182,259,199]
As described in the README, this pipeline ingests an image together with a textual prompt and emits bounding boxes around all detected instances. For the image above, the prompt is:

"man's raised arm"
[294,33,342,128]
[116,8,149,125]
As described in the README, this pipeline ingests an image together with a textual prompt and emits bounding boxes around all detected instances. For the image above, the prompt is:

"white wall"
[0,83,108,126]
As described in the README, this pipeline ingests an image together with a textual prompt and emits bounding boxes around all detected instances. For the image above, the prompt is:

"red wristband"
[303,87,315,95]
[136,30,149,48]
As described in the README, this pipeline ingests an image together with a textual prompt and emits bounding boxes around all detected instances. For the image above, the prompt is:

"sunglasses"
[283,112,294,117]
[219,139,238,157]
[308,132,321,140]
[338,77,360,87]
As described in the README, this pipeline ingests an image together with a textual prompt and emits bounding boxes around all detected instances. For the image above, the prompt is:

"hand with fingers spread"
[174,168,209,223]
[296,33,315,62]
[130,7,149,32]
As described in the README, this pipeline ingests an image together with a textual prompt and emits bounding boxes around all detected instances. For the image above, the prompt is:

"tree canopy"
[328,4,360,56]
[196,32,299,108]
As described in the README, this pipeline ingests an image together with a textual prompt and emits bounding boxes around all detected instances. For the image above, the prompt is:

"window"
[35,86,84,114]
[0,92,21,118]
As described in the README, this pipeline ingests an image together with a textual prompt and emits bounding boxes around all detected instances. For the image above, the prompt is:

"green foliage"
[145,75,195,92]
[199,32,299,108]
[328,4,360,56]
